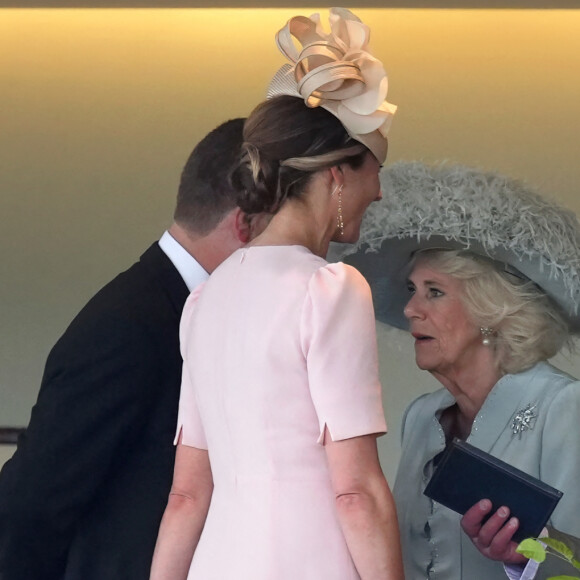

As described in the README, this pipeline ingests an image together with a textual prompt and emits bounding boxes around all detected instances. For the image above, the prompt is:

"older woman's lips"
[412,332,433,342]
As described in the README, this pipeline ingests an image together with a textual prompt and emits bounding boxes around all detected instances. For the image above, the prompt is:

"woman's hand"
[460,499,528,564]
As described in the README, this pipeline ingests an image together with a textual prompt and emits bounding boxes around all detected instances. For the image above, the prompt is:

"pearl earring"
[480,327,494,346]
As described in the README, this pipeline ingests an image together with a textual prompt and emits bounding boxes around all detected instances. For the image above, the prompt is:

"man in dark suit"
[0,118,265,580]
[461,499,580,579]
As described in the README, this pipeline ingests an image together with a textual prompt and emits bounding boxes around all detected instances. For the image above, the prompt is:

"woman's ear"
[329,165,344,189]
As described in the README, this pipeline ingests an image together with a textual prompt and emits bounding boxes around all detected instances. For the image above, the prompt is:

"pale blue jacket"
[393,362,580,580]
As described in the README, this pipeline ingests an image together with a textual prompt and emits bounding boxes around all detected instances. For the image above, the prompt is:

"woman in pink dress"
[150,9,403,580]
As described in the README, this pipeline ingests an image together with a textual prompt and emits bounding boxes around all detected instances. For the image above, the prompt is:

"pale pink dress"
[176,245,387,579]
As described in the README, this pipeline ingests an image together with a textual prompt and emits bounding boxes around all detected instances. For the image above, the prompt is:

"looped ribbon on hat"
[273,8,397,142]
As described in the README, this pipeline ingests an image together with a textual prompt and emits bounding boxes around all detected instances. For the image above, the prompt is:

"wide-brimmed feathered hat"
[330,161,580,332]
[267,7,397,164]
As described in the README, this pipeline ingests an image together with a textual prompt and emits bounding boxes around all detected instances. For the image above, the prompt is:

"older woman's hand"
[460,499,529,564]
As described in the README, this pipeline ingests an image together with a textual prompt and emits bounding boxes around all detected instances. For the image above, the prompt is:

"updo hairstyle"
[414,249,573,375]
[232,95,369,214]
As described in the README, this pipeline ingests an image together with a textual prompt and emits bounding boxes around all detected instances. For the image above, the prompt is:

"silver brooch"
[511,403,538,437]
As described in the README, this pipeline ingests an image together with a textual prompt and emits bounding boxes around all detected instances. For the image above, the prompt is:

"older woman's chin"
[415,361,434,373]
[413,352,432,371]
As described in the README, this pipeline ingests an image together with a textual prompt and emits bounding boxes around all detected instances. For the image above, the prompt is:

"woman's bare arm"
[149,440,213,580]
[324,430,404,580]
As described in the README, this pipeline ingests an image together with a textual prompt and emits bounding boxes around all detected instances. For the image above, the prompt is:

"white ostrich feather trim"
[337,161,580,314]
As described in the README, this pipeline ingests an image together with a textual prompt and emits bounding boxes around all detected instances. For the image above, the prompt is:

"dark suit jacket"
[0,243,190,580]
[536,526,580,580]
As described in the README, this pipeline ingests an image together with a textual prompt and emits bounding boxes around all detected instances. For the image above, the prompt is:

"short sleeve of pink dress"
[301,262,387,443]
[174,283,208,449]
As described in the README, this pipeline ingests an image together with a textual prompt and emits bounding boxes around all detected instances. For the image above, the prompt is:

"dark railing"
[0,428,25,445]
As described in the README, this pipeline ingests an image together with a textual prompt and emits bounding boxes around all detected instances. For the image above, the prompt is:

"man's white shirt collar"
[158,231,208,292]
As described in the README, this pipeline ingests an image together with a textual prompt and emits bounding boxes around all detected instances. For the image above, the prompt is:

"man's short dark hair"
[174,118,245,234]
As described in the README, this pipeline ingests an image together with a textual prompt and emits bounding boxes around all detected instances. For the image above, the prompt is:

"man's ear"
[234,208,272,243]
[233,208,253,243]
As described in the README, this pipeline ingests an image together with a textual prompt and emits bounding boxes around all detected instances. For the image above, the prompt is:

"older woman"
[336,161,580,580]
[150,9,403,580]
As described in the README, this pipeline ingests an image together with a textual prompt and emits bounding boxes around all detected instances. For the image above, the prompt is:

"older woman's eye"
[429,287,443,297]
[406,283,416,295]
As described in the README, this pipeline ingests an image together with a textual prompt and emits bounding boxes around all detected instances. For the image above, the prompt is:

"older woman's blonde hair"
[414,249,574,375]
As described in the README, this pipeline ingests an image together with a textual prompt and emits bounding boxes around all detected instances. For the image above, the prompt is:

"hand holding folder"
[424,439,563,542]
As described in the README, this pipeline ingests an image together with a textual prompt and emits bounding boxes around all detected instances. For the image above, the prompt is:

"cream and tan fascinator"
[267,7,397,164]
[329,161,580,332]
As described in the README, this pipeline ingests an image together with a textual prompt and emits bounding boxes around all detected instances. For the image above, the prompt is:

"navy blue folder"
[424,438,563,541]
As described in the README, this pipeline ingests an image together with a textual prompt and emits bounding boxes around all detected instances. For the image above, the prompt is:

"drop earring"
[333,184,344,236]
[480,327,494,346]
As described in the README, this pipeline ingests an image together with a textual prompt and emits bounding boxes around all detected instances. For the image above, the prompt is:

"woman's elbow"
[334,477,395,520]
[335,489,377,516]
[165,483,214,514]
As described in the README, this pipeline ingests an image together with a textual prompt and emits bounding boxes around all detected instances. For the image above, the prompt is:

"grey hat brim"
[338,235,580,332]
[329,161,580,334]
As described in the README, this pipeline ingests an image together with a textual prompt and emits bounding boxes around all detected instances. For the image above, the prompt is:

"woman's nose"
[403,295,421,320]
